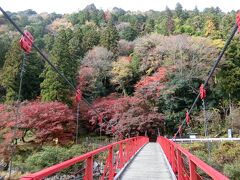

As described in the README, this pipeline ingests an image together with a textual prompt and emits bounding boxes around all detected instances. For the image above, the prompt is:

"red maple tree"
[20,101,75,144]
[0,101,75,145]
[85,94,165,138]
[134,67,170,101]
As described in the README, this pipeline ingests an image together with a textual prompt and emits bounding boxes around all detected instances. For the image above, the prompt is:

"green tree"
[166,6,175,35]
[100,23,119,57]
[111,57,133,95]
[144,19,155,34]
[216,37,240,101]
[0,38,22,103]
[0,35,10,69]
[155,7,174,36]
[175,2,183,18]
[43,34,54,52]
[120,25,137,41]
[21,52,44,100]
[40,29,77,104]
[68,27,84,61]
[81,23,100,53]
[0,38,42,102]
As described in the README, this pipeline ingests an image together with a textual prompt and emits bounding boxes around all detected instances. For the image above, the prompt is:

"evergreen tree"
[217,37,240,101]
[0,35,10,69]
[43,34,54,52]
[120,25,137,41]
[193,6,199,16]
[40,29,77,104]
[0,38,22,103]
[100,23,119,57]
[175,2,183,18]
[81,23,100,53]
[21,52,44,100]
[68,27,84,61]
[166,6,174,35]
[144,19,155,34]
[0,38,43,103]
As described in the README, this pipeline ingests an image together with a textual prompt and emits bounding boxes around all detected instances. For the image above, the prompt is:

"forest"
[0,2,240,179]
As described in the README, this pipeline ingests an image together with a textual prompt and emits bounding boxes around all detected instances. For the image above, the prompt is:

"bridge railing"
[157,136,229,180]
[21,136,149,180]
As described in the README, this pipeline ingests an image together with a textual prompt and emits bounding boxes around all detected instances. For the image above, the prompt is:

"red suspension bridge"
[1,6,240,180]
[20,136,229,180]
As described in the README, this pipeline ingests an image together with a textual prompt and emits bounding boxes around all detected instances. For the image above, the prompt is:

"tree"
[0,103,16,168]
[216,37,240,101]
[68,27,84,61]
[175,2,183,18]
[0,101,75,145]
[78,47,114,99]
[81,23,100,53]
[111,57,133,95]
[154,7,174,36]
[0,38,22,103]
[100,23,119,57]
[21,51,44,100]
[85,94,165,137]
[43,34,54,52]
[0,36,44,103]
[40,29,77,104]
[204,18,216,37]
[144,19,155,35]
[165,6,174,35]
[119,25,137,41]
[193,6,199,16]
[134,34,219,77]
[118,40,134,56]
[20,101,75,144]
[0,35,10,69]
[134,67,168,102]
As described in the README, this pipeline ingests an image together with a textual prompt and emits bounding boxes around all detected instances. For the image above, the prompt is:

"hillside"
[0,3,240,179]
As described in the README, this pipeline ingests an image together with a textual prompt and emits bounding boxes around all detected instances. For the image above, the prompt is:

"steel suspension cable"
[173,24,238,138]
[8,53,26,178]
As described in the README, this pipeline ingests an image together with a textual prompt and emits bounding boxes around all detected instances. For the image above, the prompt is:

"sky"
[0,0,239,14]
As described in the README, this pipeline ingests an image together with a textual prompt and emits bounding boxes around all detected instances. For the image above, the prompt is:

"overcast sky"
[0,0,239,14]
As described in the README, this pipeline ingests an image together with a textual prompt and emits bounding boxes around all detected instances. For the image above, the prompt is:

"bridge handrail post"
[119,142,124,169]
[189,158,197,180]
[108,146,114,179]
[84,155,93,180]
[171,144,177,173]
[177,149,183,180]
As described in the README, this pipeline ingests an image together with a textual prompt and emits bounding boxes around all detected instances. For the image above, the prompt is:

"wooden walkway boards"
[117,143,176,180]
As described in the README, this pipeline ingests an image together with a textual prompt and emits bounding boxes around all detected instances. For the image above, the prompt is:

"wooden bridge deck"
[117,143,176,180]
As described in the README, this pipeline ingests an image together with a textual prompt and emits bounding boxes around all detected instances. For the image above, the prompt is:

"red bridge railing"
[157,136,229,180]
[21,136,149,180]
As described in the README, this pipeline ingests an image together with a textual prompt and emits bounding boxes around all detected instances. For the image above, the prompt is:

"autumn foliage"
[134,67,169,100]
[85,94,164,138]
[0,101,75,145]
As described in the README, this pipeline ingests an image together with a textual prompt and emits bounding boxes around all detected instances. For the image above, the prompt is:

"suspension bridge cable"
[0,6,101,117]
[8,53,26,179]
[173,24,238,138]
